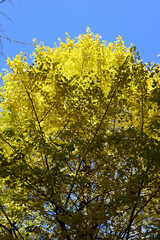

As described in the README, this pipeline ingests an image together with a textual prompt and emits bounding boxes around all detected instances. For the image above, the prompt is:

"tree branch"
[91,57,129,144]
[0,132,15,150]
[22,80,50,170]
[0,35,32,45]
[0,205,18,239]
[65,158,83,205]
[0,223,12,235]
[0,0,6,4]
[55,206,71,240]
[133,186,160,222]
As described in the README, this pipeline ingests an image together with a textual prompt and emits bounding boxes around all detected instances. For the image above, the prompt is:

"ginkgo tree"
[0,28,160,239]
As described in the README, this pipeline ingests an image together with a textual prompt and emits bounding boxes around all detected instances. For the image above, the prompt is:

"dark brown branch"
[76,193,102,212]
[0,205,18,239]
[133,186,160,222]
[0,0,13,5]
[122,179,144,239]
[91,83,119,144]
[65,158,83,205]
[123,175,158,240]
[0,223,12,234]
[0,35,32,45]
[39,101,56,123]
[22,80,50,170]
[0,10,13,23]
[24,179,72,217]
[0,0,6,4]
[125,205,137,240]
[0,132,15,150]
[55,206,71,240]
[91,57,129,144]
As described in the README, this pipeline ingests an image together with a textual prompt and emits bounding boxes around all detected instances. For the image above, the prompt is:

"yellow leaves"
[61,54,81,79]
[86,26,91,34]
[6,52,28,74]
[1,29,160,240]
[33,38,38,46]
[1,30,159,145]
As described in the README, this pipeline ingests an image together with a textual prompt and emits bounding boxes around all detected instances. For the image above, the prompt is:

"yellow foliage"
[0,29,160,239]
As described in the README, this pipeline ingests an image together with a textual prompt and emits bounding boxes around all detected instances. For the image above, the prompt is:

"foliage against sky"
[1,0,160,73]
[0,29,160,239]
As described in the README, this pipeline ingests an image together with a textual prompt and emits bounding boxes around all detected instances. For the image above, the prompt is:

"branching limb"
[55,206,71,240]
[133,186,160,222]
[65,158,83,205]
[0,205,18,239]
[122,182,159,239]
[91,57,129,144]
[22,80,50,170]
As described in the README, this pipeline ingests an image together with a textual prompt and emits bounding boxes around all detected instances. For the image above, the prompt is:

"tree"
[0,28,160,239]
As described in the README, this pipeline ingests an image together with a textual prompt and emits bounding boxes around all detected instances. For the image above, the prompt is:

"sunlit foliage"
[0,28,160,239]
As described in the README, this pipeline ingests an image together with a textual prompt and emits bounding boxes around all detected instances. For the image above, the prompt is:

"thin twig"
[0,0,6,4]
[0,132,15,150]
[0,10,13,23]
[0,35,32,45]
[65,158,83,205]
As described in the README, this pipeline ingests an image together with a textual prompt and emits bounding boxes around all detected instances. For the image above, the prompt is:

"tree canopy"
[0,28,160,239]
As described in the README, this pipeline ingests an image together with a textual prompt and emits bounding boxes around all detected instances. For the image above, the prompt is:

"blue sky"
[0,0,160,73]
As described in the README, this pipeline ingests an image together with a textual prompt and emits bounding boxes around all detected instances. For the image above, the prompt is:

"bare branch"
[0,0,7,4]
[0,35,32,45]
[0,10,13,23]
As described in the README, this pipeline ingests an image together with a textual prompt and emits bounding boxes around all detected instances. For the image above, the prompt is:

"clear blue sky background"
[0,0,160,75]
